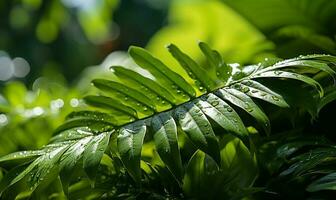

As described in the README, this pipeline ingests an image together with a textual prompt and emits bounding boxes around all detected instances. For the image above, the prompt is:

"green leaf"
[198,42,232,84]
[117,121,146,182]
[83,132,111,180]
[7,146,68,193]
[183,150,219,199]
[54,118,114,134]
[151,113,183,182]
[281,148,336,176]
[129,46,196,100]
[113,66,176,108]
[307,172,336,192]
[253,70,324,97]
[0,164,29,195]
[59,136,93,192]
[263,60,336,79]
[318,87,336,111]
[66,111,116,122]
[235,80,289,107]
[50,127,93,144]
[195,94,248,141]
[0,150,45,163]
[216,88,270,134]
[92,79,156,112]
[168,44,218,91]
[295,54,336,63]
[84,95,137,119]
[175,102,221,164]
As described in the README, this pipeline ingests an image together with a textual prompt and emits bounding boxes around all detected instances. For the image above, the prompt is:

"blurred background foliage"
[0,0,336,198]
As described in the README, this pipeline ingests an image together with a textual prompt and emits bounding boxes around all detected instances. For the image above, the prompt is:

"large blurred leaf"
[223,0,336,55]
[147,0,274,72]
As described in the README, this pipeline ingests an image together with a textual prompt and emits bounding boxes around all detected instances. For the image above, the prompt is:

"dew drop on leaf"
[242,87,250,93]
[211,101,219,107]
[272,96,279,101]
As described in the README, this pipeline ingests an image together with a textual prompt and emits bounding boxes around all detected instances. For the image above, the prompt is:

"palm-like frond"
[257,132,336,197]
[0,42,335,197]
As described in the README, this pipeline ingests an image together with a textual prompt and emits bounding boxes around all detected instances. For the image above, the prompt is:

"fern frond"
[0,42,335,197]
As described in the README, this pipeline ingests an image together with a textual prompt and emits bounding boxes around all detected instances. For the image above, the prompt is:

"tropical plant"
[255,130,336,199]
[0,42,335,199]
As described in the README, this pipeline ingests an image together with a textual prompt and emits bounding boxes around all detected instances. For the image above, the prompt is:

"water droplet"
[274,71,283,75]
[70,98,79,107]
[227,107,233,112]
[199,86,204,91]
[161,101,166,104]
[242,87,250,93]
[143,107,148,111]
[246,108,253,112]
[251,90,258,93]
[260,93,267,96]
[0,114,8,126]
[211,101,219,106]
[272,96,279,101]
[124,97,128,101]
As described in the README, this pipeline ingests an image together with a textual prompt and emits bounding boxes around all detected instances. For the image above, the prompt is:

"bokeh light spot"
[13,57,30,78]
[0,56,14,81]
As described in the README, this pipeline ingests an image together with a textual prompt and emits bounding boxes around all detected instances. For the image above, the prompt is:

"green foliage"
[0,42,335,199]
[257,131,336,198]
[147,0,336,68]
[223,0,336,55]
[0,80,82,156]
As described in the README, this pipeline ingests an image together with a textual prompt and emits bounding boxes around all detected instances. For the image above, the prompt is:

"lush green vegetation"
[1,0,336,199]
